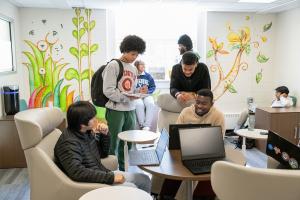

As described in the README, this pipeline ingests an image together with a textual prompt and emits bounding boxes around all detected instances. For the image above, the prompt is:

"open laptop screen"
[155,128,169,162]
[169,123,211,150]
[266,131,300,169]
[179,126,225,160]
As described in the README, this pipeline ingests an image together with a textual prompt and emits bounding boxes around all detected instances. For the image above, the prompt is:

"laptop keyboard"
[129,150,158,165]
[183,158,220,174]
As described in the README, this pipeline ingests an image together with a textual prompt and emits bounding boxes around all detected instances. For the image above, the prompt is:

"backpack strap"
[110,59,124,82]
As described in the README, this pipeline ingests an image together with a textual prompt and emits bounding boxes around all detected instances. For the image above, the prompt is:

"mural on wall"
[22,8,99,112]
[67,8,98,101]
[207,16,272,100]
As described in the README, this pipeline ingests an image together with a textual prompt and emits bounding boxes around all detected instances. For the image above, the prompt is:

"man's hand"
[114,173,125,184]
[92,122,108,135]
[139,85,148,94]
[177,92,195,102]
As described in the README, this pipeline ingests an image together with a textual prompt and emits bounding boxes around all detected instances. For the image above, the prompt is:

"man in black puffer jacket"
[54,101,150,192]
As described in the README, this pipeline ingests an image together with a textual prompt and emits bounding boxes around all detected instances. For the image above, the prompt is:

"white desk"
[235,128,268,154]
[118,130,158,171]
[79,186,152,200]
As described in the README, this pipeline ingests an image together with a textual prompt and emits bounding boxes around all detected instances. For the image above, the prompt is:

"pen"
[142,144,155,148]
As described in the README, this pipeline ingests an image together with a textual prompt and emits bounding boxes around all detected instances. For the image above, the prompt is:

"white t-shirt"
[271,96,293,108]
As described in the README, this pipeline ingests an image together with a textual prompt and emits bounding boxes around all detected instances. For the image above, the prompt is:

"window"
[114,5,198,81]
[0,14,16,73]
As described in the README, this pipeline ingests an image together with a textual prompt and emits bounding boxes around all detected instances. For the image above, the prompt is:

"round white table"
[79,186,152,200]
[235,128,268,154]
[118,130,158,171]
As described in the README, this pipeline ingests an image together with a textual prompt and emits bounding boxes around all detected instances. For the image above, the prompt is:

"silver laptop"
[179,126,225,174]
[129,129,169,166]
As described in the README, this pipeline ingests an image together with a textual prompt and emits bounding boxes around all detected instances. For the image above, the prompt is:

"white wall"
[274,8,300,100]
[0,0,24,116]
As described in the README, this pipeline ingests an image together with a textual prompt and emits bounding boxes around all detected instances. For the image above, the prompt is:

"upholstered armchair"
[211,160,300,200]
[156,93,184,132]
[14,107,118,200]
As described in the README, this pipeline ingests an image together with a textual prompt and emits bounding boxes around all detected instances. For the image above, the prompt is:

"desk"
[139,146,245,200]
[255,107,300,145]
[118,130,158,171]
[0,115,26,168]
[79,186,152,200]
[235,128,268,155]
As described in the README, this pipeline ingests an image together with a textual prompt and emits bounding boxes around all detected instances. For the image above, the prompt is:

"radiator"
[224,113,240,130]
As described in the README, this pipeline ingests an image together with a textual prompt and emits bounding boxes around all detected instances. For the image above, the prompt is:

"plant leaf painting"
[256,71,262,84]
[227,84,237,93]
[263,22,272,32]
[257,53,269,63]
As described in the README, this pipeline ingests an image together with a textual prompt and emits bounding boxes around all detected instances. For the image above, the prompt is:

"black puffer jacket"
[54,128,115,184]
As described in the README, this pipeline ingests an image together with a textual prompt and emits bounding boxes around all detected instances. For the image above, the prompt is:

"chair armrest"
[101,155,118,171]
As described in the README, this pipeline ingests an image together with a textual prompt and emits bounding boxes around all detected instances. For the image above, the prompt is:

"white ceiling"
[8,0,300,13]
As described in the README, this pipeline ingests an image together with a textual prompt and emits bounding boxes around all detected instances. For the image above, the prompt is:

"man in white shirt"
[271,86,293,108]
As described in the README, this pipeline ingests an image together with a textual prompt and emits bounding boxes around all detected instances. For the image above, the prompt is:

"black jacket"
[170,62,211,98]
[54,128,115,184]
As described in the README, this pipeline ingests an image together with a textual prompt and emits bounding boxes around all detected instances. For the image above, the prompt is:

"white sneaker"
[142,127,150,131]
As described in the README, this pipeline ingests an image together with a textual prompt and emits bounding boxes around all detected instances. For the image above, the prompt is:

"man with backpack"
[102,35,146,171]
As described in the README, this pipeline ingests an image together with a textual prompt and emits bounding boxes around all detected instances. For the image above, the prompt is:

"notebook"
[179,126,225,174]
[266,130,300,169]
[169,124,211,150]
[129,128,169,166]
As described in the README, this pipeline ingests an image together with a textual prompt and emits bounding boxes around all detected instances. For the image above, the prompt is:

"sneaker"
[142,126,150,131]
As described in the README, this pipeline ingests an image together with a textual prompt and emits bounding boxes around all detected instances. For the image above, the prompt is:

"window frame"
[0,13,16,74]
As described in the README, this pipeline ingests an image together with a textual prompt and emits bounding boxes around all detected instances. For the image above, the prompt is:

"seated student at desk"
[157,89,225,200]
[271,86,293,108]
[54,101,151,193]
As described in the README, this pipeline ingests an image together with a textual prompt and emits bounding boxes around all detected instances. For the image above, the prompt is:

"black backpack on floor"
[91,59,123,107]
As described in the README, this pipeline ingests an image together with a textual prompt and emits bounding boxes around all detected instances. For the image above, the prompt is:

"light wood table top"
[118,130,158,143]
[235,128,268,140]
[139,146,245,181]
[79,186,152,200]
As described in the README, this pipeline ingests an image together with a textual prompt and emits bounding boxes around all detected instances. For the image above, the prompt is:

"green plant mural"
[207,18,271,100]
[23,8,99,113]
[23,33,72,111]
[67,8,98,100]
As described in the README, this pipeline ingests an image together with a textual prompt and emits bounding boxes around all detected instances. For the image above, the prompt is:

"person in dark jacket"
[54,101,151,193]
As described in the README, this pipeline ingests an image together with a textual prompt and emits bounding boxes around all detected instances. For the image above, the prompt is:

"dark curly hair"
[120,35,146,54]
[197,89,214,102]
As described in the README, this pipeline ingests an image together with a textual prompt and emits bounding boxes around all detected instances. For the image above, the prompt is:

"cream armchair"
[156,93,183,132]
[14,107,118,200]
[211,161,300,200]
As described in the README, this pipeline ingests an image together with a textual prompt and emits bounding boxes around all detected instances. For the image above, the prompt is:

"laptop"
[169,124,211,150]
[179,126,225,174]
[266,130,300,169]
[129,128,169,166]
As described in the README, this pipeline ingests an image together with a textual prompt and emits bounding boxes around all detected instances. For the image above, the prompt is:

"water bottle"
[248,111,255,131]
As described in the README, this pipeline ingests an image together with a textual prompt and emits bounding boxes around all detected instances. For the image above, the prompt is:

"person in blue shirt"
[134,60,156,131]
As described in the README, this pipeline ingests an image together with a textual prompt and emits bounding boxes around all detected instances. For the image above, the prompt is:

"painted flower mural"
[207,19,272,100]
[23,8,99,112]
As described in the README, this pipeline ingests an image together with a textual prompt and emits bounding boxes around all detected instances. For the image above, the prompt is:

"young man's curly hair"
[120,35,146,54]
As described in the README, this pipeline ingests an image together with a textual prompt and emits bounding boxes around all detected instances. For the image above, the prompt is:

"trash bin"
[2,85,19,115]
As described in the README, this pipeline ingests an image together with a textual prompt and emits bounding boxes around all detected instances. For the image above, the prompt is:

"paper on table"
[122,92,149,98]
